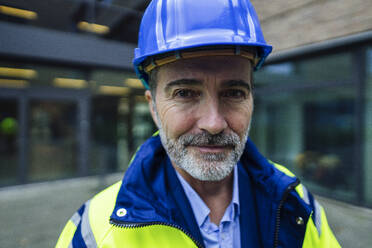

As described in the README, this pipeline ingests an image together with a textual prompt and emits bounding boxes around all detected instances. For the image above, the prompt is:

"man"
[56,0,340,247]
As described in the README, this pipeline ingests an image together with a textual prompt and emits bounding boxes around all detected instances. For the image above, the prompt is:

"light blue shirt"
[176,165,241,248]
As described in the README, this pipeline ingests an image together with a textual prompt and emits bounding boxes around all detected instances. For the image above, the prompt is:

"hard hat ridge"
[134,0,272,89]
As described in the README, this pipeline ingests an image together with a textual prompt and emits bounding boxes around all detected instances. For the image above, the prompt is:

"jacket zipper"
[273,178,300,248]
[110,219,204,248]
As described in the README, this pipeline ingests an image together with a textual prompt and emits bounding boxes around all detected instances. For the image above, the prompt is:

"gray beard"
[155,107,250,181]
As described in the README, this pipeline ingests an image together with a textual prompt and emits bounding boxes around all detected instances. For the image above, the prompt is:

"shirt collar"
[176,164,240,228]
[232,164,240,216]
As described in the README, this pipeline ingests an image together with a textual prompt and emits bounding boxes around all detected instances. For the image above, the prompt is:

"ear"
[145,90,160,128]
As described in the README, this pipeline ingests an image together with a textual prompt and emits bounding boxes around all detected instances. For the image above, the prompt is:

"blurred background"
[0,0,371,247]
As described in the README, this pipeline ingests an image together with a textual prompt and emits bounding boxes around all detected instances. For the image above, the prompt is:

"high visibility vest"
[56,135,340,248]
[56,169,340,248]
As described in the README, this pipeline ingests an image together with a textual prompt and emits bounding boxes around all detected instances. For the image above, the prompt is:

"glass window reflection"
[255,53,352,87]
[252,52,357,202]
[89,69,156,175]
[0,99,18,185]
[28,100,78,181]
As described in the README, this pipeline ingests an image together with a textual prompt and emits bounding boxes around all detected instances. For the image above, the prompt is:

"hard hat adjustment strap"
[143,47,257,73]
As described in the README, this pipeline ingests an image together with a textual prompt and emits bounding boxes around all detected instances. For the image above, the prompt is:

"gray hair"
[148,68,158,101]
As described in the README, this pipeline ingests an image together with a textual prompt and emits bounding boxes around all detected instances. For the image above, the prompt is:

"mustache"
[179,131,241,147]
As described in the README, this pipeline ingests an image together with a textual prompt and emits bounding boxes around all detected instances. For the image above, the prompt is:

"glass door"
[28,99,78,181]
[25,86,90,182]
[0,98,18,185]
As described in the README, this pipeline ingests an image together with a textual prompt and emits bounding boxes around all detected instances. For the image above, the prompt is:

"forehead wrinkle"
[158,57,253,95]
[221,79,252,91]
[164,78,203,92]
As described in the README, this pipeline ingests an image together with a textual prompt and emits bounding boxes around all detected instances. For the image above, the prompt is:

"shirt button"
[203,226,211,233]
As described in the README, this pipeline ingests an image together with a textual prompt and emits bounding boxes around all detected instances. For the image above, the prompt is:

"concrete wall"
[251,0,372,52]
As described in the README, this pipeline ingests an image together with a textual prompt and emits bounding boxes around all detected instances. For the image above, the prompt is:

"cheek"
[156,102,196,139]
[225,101,253,136]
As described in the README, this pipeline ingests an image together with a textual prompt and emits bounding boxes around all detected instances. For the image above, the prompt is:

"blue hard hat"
[133,0,272,89]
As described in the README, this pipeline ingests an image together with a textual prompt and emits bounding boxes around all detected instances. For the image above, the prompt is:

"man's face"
[146,56,253,181]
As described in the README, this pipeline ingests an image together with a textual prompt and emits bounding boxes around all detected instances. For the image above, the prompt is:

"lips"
[189,145,233,153]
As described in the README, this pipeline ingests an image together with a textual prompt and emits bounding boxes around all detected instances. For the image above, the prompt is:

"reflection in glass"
[0,99,18,185]
[254,53,352,87]
[133,98,156,149]
[300,99,354,189]
[90,96,121,174]
[252,86,357,201]
[90,95,156,174]
[252,52,357,201]
[296,53,352,83]
[28,100,77,181]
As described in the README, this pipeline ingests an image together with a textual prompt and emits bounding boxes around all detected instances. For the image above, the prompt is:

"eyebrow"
[164,79,202,92]
[164,78,252,93]
[221,80,252,92]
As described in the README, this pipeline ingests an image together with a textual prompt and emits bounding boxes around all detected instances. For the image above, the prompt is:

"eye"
[221,89,247,100]
[173,89,200,99]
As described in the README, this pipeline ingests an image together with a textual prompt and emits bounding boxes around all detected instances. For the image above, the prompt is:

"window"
[28,100,78,181]
[254,53,352,87]
[89,69,156,174]
[0,62,156,185]
[0,98,18,185]
[252,51,358,202]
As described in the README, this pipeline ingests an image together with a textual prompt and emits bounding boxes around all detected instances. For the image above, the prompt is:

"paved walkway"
[316,195,372,248]
[0,173,371,247]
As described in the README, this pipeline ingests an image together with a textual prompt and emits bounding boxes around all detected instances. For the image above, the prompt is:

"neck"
[174,165,234,225]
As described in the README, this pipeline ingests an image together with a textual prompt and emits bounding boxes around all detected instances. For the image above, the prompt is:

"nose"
[197,97,227,135]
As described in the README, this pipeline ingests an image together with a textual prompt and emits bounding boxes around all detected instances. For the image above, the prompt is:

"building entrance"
[0,97,18,185]
[28,99,78,181]
[0,87,90,185]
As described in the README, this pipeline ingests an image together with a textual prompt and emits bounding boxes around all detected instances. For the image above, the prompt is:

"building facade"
[0,0,371,208]
[0,0,156,185]
[250,0,372,207]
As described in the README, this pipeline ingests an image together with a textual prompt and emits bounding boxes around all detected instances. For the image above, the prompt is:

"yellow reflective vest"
[56,136,341,248]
